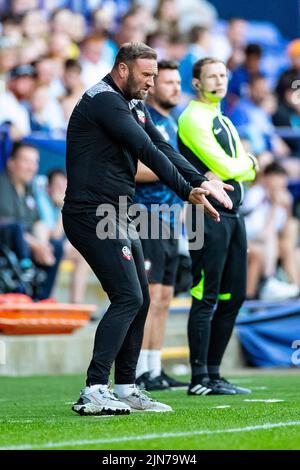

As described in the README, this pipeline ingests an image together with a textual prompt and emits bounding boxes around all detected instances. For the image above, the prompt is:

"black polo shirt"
[63,73,207,214]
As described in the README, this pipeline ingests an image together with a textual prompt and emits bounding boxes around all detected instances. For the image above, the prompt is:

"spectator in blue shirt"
[227,44,264,112]
[230,73,290,157]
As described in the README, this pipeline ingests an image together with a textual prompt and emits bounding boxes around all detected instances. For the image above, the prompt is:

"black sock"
[208,365,220,380]
[209,373,221,380]
[191,374,209,385]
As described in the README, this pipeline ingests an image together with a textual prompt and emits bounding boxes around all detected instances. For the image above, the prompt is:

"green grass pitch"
[0,373,300,450]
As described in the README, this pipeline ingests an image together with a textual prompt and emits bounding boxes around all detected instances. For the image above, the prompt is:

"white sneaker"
[72,386,131,416]
[259,277,300,301]
[115,386,173,413]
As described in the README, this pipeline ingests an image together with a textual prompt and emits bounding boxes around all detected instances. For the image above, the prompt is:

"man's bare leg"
[148,285,173,377]
[136,283,162,378]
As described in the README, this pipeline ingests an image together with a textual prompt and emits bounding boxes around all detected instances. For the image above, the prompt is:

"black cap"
[9,64,36,80]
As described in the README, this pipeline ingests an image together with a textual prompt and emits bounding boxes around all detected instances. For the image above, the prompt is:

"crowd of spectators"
[0,0,300,302]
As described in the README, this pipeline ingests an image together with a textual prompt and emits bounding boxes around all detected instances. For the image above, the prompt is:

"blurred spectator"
[0,42,18,81]
[289,38,300,62]
[35,56,65,99]
[114,9,148,47]
[146,30,170,61]
[79,33,112,89]
[230,74,290,157]
[86,0,131,27]
[242,162,300,300]
[19,40,48,64]
[277,39,300,91]
[166,33,187,63]
[273,69,300,154]
[92,6,115,35]
[19,10,49,60]
[275,39,300,146]
[38,1,72,15]
[153,0,218,46]
[10,0,38,15]
[175,0,217,34]
[29,85,65,132]
[226,18,248,70]
[0,143,63,299]
[70,13,87,43]
[35,169,89,303]
[130,4,155,30]
[179,26,211,95]
[0,221,32,267]
[179,20,248,98]
[228,44,263,103]
[0,64,35,140]
[154,0,180,37]
[49,8,86,43]
[59,59,85,124]
[51,8,74,36]
[21,9,49,40]
[0,219,48,297]
[1,14,23,42]
[274,69,300,125]
[48,32,78,61]
[91,7,118,65]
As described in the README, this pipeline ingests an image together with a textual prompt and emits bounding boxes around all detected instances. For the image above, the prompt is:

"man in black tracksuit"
[178,57,257,396]
[62,43,233,415]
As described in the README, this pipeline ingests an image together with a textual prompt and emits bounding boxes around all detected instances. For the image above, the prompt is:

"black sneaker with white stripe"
[188,377,236,396]
[212,377,251,394]
[136,372,168,391]
[159,370,189,390]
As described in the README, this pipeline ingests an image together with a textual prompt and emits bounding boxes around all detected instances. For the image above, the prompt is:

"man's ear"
[118,62,129,79]
[6,158,13,172]
[192,78,201,90]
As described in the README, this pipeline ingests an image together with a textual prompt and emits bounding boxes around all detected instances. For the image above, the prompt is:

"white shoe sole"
[72,403,131,416]
[130,407,173,413]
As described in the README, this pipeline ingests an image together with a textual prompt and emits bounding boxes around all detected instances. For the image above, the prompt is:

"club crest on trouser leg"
[122,246,133,260]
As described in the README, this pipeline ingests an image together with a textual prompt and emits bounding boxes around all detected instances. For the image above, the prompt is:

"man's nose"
[146,76,155,88]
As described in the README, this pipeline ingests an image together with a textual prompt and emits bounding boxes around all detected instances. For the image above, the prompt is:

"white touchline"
[212,406,231,409]
[1,421,300,450]
[244,399,284,403]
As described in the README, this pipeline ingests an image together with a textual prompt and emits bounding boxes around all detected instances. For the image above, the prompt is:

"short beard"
[155,97,176,110]
[123,68,142,101]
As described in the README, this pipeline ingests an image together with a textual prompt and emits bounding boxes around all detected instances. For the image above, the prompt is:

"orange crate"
[0,303,97,335]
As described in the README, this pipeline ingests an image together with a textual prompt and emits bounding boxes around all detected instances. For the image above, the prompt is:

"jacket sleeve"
[178,113,256,182]
[143,106,207,187]
[90,92,193,201]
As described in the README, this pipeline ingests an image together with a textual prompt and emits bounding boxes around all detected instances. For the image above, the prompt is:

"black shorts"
[141,235,179,286]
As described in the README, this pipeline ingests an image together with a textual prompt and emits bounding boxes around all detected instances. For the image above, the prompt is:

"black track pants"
[188,212,247,378]
[62,212,150,385]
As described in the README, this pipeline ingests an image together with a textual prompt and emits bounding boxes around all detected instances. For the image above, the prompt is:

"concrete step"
[0,312,245,376]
